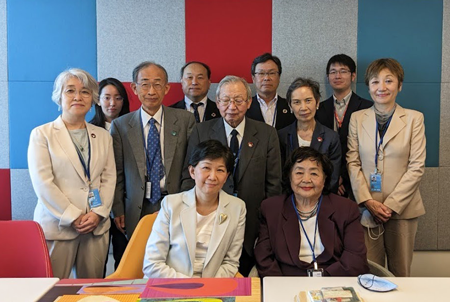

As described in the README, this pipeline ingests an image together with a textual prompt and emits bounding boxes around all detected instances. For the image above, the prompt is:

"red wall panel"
[0,169,12,220]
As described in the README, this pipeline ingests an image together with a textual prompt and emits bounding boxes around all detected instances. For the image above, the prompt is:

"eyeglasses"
[328,69,351,76]
[64,89,92,98]
[217,97,247,107]
[100,95,124,102]
[136,82,164,91]
[254,71,279,78]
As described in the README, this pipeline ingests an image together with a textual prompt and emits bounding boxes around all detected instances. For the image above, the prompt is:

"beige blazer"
[143,188,246,278]
[28,116,116,240]
[347,105,426,219]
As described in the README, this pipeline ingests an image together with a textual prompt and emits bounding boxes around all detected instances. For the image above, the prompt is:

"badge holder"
[307,262,324,277]
[88,188,102,208]
[370,169,382,192]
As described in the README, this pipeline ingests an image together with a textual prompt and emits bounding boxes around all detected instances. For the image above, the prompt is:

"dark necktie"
[230,129,239,191]
[147,118,164,204]
[191,102,203,123]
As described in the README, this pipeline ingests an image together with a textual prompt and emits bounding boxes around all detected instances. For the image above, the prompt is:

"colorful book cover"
[77,284,146,295]
[54,294,140,302]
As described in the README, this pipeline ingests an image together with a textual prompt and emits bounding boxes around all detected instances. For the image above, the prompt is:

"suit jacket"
[143,188,246,278]
[347,105,426,219]
[316,93,372,194]
[111,106,196,237]
[170,98,220,121]
[246,95,296,130]
[28,116,116,240]
[254,194,369,277]
[180,117,282,256]
[278,121,341,193]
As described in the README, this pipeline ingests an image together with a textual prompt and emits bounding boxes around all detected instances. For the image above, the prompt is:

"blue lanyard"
[140,108,164,179]
[73,135,91,183]
[271,105,278,127]
[291,194,323,264]
[232,141,243,177]
[374,115,393,171]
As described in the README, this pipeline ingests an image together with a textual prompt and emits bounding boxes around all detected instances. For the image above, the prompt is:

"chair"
[0,220,53,277]
[368,259,395,277]
[106,213,158,279]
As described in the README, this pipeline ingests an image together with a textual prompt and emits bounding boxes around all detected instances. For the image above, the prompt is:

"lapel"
[343,93,362,129]
[281,195,303,267]
[179,188,197,269]
[286,122,299,152]
[85,123,99,178]
[248,96,265,121]
[315,195,336,262]
[319,97,335,130]
[382,104,406,147]
[204,99,219,120]
[238,119,259,183]
[210,118,228,146]
[204,190,231,267]
[361,106,376,143]
[53,116,88,183]
[163,106,180,177]
[310,122,325,151]
[127,110,146,184]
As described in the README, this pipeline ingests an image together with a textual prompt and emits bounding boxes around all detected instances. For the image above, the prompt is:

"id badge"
[370,172,382,192]
[88,188,102,208]
[145,181,152,199]
[307,268,324,277]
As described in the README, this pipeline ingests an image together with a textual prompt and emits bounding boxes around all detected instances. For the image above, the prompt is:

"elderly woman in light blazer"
[143,140,246,278]
[28,68,116,279]
[347,58,426,277]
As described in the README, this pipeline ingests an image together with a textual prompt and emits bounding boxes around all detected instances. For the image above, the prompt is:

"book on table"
[306,286,362,302]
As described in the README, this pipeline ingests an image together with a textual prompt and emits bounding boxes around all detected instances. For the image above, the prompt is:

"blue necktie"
[147,118,164,204]
[191,103,203,123]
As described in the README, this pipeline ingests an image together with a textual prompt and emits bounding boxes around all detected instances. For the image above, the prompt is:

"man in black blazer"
[170,61,220,122]
[246,53,295,130]
[181,75,282,276]
[315,54,372,198]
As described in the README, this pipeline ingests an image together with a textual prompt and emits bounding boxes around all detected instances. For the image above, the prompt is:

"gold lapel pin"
[219,213,228,224]
[91,133,96,138]
[283,109,288,114]
[248,142,254,148]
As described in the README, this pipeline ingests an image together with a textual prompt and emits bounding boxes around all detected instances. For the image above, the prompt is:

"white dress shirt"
[223,117,246,148]
[185,96,208,122]
[256,94,278,127]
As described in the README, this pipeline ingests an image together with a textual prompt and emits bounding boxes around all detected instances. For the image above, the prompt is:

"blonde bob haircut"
[51,68,99,106]
[364,58,404,88]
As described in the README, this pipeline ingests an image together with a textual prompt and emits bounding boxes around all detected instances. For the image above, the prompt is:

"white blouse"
[193,210,217,277]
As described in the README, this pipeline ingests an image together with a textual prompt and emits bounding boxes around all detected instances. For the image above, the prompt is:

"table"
[263,276,450,302]
[0,278,59,302]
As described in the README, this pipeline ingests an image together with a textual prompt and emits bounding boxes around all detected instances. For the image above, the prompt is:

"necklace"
[296,201,319,221]
[69,129,88,152]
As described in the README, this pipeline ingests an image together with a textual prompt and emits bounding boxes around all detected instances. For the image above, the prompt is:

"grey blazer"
[111,106,196,237]
[180,117,282,256]
[143,188,246,278]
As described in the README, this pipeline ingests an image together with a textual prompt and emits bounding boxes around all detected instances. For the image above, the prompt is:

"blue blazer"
[278,121,341,193]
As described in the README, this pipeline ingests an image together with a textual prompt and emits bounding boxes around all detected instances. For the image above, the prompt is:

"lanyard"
[271,105,278,127]
[334,105,348,129]
[232,140,243,177]
[374,115,393,171]
[74,136,91,184]
[140,109,164,178]
[291,194,323,264]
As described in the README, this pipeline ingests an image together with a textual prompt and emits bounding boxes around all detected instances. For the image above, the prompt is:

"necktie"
[191,103,203,123]
[147,118,164,204]
[230,129,239,191]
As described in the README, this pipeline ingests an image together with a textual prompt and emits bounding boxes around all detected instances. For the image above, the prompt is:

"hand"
[364,199,392,223]
[114,215,126,234]
[71,214,85,230]
[337,177,346,196]
[74,211,102,234]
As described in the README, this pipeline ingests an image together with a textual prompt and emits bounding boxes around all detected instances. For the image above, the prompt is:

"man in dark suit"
[111,61,196,239]
[170,61,220,122]
[246,53,295,130]
[181,75,282,276]
[315,54,372,198]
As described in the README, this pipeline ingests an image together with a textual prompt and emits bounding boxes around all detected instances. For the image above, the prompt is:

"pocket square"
[219,213,228,224]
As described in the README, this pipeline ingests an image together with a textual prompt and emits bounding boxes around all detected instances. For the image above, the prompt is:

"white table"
[263,276,450,302]
[0,278,59,302]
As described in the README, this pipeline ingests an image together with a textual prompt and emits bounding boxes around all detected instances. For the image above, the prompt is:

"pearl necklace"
[296,201,319,221]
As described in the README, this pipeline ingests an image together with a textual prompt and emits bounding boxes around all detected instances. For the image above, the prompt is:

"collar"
[184,95,207,109]
[333,90,352,106]
[223,117,246,138]
[140,105,163,127]
[256,93,278,108]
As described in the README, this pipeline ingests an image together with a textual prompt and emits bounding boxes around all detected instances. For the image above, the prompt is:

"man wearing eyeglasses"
[315,54,372,199]
[170,61,220,123]
[181,75,282,276]
[111,61,196,239]
[246,53,295,130]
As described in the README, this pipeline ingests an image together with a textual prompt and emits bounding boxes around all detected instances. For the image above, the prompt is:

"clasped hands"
[364,199,392,224]
[72,211,102,234]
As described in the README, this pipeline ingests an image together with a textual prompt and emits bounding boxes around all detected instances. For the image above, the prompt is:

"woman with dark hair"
[278,77,341,193]
[90,77,130,130]
[254,147,368,277]
[89,77,130,272]
[143,140,246,278]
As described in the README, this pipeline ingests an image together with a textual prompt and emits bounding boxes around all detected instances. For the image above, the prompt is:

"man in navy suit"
[170,61,220,122]
[246,53,295,130]
[315,54,372,199]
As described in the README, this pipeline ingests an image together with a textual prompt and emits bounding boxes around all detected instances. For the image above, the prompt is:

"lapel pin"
[171,131,177,136]
[91,133,96,138]
[248,142,254,148]
[211,113,216,117]
[283,109,288,114]
[219,213,228,224]
[317,136,323,142]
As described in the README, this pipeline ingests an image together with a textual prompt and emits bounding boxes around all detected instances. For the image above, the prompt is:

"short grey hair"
[132,61,169,84]
[215,75,252,101]
[51,68,99,106]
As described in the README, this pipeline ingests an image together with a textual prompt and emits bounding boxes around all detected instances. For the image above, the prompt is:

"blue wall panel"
[357,0,443,167]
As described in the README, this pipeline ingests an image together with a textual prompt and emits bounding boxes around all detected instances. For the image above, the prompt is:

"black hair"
[326,54,356,74]
[180,61,211,79]
[251,53,282,75]
[188,140,234,173]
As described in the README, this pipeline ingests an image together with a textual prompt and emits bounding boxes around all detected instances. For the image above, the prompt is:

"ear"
[246,96,252,109]
[163,83,171,96]
[189,165,195,180]
[130,82,138,95]
[399,82,403,92]
[351,72,356,82]
[251,74,256,84]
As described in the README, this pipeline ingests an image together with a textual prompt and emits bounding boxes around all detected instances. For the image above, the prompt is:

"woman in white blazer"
[143,140,246,278]
[28,68,116,279]
[347,58,426,277]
